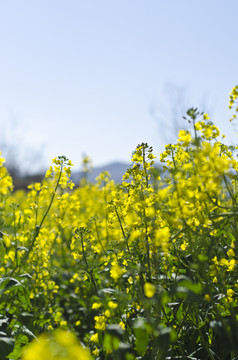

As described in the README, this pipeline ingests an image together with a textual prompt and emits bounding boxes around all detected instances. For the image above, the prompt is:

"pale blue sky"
[0,1,237,173]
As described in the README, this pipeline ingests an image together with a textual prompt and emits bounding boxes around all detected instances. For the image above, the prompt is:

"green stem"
[114,205,130,252]
[142,146,149,188]
[10,165,63,276]
[94,218,105,254]
[198,327,216,360]
[80,234,99,296]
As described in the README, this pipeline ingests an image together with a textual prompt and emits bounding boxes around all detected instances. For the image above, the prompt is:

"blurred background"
[0,0,237,186]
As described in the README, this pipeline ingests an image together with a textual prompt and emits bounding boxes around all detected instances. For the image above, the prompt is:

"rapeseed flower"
[22,329,91,360]
[144,282,156,298]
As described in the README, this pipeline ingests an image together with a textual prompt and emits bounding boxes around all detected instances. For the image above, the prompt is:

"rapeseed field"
[0,86,238,359]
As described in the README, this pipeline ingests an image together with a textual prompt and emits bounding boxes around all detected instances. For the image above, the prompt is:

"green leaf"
[0,277,23,294]
[0,335,14,359]
[104,333,120,351]
[6,334,29,359]
[133,319,150,356]
[198,254,208,262]
[17,287,31,308]
[16,246,29,253]
[179,280,202,295]
[19,274,32,279]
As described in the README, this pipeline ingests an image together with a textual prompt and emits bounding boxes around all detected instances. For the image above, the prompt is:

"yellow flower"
[94,315,107,331]
[154,227,170,251]
[105,309,111,318]
[227,248,235,257]
[92,348,99,356]
[22,329,91,360]
[128,276,133,285]
[178,130,192,146]
[119,321,126,330]
[108,301,118,309]
[227,288,235,298]
[203,113,210,120]
[3,234,11,247]
[180,242,188,251]
[144,282,156,298]
[204,294,211,302]
[92,302,102,310]
[110,264,123,281]
[90,333,99,343]
[227,259,236,272]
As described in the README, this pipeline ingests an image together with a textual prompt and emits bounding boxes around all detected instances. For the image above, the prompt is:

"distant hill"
[71,162,131,184]
[12,161,163,190]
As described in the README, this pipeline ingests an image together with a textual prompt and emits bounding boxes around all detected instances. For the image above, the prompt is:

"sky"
[0,0,237,173]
